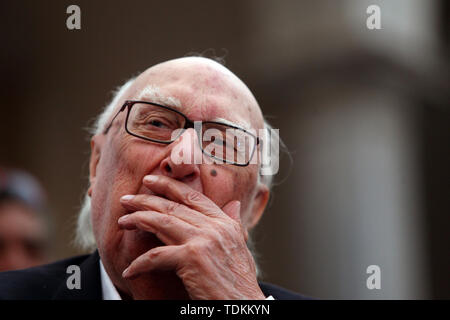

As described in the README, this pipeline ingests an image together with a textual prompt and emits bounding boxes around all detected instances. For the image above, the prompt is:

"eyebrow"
[136,85,250,129]
[136,85,182,110]
[211,117,250,130]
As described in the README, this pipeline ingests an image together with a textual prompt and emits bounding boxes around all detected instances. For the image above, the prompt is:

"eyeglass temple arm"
[103,102,129,134]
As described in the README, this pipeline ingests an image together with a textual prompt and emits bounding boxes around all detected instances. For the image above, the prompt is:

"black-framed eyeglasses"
[104,100,260,166]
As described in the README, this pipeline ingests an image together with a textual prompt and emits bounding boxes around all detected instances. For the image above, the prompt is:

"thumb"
[222,200,241,222]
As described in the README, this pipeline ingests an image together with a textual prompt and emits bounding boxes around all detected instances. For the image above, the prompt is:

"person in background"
[0,167,50,271]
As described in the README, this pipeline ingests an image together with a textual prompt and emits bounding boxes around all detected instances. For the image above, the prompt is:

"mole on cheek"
[210,169,217,177]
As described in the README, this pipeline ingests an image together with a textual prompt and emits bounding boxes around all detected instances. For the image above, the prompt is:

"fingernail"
[118,215,128,223]
[121,195,135,201]
[144,175,158,183]
[122,267,130,278]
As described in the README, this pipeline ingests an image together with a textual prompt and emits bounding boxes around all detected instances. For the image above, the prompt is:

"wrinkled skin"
[88,57,270,299]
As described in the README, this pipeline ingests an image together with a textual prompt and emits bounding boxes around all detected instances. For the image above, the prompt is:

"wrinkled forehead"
[123,59,264,130]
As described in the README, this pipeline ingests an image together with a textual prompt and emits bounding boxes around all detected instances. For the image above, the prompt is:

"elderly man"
[0,57,305,300]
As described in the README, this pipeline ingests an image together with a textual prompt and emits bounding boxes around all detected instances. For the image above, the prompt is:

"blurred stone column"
[285,83,428,299]
[246,0,436,298]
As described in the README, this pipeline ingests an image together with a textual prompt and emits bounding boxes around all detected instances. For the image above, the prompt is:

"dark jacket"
[0,251,308,300]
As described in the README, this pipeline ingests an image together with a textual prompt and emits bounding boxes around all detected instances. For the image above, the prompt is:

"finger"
[221,200,241,222]
[120,194,204,226]
[118,211,194,244]
[122,245,183,279]
[143,175,222,217]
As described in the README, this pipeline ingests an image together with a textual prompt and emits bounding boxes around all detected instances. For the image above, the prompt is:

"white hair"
[75,77,135,250]
[75,77,282,253]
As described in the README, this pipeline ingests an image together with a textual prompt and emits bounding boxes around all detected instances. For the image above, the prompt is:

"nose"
[159,128,201,182]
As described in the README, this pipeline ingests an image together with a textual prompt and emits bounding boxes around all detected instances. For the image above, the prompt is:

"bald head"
[107,57,265,133]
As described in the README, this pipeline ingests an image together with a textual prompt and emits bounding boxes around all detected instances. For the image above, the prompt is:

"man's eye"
[147,119,169,129]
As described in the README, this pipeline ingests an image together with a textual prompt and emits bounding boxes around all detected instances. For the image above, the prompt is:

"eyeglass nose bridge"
[166,120,210,165]
[171,119,203,145]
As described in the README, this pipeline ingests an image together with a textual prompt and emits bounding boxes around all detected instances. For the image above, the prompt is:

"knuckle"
[228,219,241,232]
[133,212,150,228]
[166,201,181,214]
[216,221,247,246]
[187,239,210,253]
[142,196,153,208]
[147,247,162,260]
[201,236,217,251]
[184,190,202,204]
[219,221,238,237]
[233,220,247,238]
[137,220,153,231]
[185,241,199,257]
[136,195,151,209]
[158,214,173,227]
[185,241,209,267]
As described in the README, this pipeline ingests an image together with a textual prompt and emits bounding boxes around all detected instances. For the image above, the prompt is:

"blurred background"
[0,0,448,299]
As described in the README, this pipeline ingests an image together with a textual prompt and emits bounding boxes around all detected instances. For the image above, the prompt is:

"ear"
[246,183,270,230]
[88,135,102,197]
